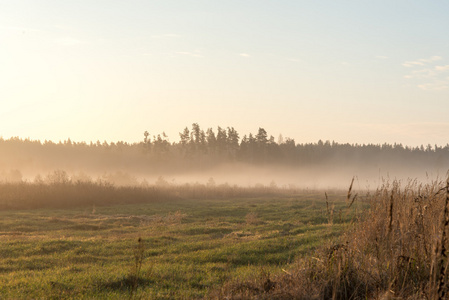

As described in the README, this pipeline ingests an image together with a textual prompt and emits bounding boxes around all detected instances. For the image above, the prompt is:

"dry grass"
[214,177,449,299]
[0,180,311,210]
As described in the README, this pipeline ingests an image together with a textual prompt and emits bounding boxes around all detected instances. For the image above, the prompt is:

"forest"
[1,123,448,187]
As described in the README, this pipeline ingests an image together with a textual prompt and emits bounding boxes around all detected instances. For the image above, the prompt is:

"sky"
[1,0,449,147]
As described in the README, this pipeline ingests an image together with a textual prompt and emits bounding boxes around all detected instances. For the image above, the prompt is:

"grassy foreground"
[0,192,354,299]
[218,179,449,300]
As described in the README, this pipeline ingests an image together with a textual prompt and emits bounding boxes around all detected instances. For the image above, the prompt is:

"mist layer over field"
[1,125,448,189]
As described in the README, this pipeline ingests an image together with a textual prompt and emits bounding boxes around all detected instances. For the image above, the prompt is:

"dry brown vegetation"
[0,175,306,210]
[214,177,449,299]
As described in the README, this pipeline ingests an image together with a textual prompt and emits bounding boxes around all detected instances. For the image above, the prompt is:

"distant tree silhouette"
[143,131,149,143]
[227,127,239,159]
[206,128,217,155]
[256,128,268,145]
[1,123,448,178]
[216,126,227,157]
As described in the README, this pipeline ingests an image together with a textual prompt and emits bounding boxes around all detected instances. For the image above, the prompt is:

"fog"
[138,163,444,190]
[1,135,448,190]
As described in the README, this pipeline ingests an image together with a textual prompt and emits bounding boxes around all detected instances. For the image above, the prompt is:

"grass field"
[0,192,355,299]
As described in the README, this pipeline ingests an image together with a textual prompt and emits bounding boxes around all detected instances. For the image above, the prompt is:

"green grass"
[0,192,358,299]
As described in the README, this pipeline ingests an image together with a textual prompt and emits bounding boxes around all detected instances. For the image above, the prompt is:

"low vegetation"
[0,187,355,299]
[0,175,311,210]
[2,177,449,299]
[218,178,449,299]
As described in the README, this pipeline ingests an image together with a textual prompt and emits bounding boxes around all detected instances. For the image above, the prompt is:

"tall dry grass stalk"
[436,177,449,300]
[325,192,335,225]
[129,237,145,300]
[215,177,449,299]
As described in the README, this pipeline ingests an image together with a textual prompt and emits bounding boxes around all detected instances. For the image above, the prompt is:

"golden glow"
[1,1,448,146]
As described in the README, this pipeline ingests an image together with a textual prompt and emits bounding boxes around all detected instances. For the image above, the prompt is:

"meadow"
[0,187,354,299]
[3,177,448,299]
[218,178,449,300]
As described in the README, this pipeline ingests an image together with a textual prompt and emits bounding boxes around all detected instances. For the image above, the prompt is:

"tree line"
[141,123,449,167]
[0,123,448,178]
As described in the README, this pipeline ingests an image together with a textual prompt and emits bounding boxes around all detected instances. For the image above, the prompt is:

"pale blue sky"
[1,1,448,146]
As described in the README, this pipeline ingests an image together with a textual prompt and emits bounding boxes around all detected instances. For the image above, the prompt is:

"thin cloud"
[376,55,388,59]
[407,68,437,79]
[417,81,449,91]
[403,56,449,91]
[239,53,251,57]
[403,61,425,67]
[435,65,449,71]
[402,56,441,67]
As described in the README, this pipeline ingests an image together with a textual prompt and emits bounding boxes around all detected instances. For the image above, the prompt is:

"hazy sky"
[1,1,448,147]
